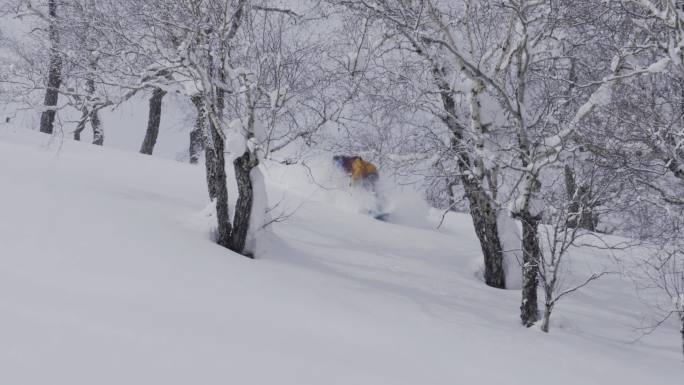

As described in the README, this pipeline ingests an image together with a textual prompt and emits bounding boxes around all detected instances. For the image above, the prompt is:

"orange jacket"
[350,158,378,183]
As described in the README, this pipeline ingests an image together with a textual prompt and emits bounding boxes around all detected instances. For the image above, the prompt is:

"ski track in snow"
[0,126,681,385]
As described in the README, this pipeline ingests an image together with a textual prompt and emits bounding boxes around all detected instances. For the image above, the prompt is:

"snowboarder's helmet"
[333,155,345,168]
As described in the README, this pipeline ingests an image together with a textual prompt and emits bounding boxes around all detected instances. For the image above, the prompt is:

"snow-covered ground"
[0,125,681,384]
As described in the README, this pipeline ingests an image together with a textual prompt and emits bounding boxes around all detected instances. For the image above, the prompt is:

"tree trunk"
[190,95,206,164]
[189,129,204,164]
[39,0,63,135]
[74,64,93,141]
[461,178,506,288]
[194,96,218,198]
[196,97,218,200]
[208,120,232,248]
[564,165,597,231]
[515,173,543,326]
[520,212,541,327]
[91,108,103,145]
[564,165,579,228]
[81,50,103,146]
[204,148,218,201]
[230,150,259,257]
[540,282,554,333]
[140,88,166,155]
[540,302,553,333]
[193,94,230,247]
[209,56,243,251]
[74,107,88,141]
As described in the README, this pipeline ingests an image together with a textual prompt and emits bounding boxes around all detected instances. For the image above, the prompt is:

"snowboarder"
[333,155,379,189]
[333,155,387,219]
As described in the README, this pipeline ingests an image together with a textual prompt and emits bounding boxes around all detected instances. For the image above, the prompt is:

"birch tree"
[331,0,510,288]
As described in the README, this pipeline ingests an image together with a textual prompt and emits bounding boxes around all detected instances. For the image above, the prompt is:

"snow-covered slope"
[0,126,681,384]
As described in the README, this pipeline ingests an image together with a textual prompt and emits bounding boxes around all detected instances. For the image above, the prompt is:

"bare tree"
[636,241,684,356]
[588,1,684,351]
[535,164,621,332]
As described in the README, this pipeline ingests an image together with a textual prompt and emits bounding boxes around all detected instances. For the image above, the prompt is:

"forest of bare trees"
[1,0,683,354]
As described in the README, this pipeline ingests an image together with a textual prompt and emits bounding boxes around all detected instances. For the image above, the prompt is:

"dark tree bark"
[208,117,232,248]
[197,78,229,246]
[74,50,103,145]
[74,107,88,141]
[89,55,103,145]
[540,297,554,333]
[519,211,541,327]
[91,108,103,145]
[140,88,167,155]
[192,95,218,199]
[230,150,258,257]
[189,95,206,164]
[192,94,226,248]
[461,176,506,288]
[204,126,220,199]
[189,129,204,164]
[513,168,543,326]
[209,48,236,250]
[39,0,63,135]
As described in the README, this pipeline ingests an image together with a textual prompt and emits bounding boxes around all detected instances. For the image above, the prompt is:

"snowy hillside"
[0,126,681,385]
